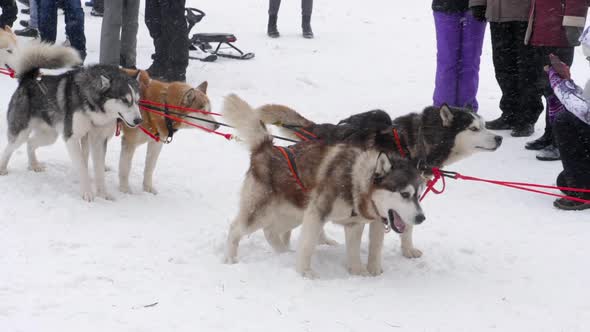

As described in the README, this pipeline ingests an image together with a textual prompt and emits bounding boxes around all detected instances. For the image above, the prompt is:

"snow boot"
[302,15,314,39]
[267,15,279,38]
[536,144,561,161]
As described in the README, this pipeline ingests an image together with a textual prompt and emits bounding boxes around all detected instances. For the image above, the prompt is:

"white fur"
[446,115,501,166]
[223,94,268,149]
[12,40,82,78]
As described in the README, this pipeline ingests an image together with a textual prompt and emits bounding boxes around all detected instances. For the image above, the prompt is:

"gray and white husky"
[0,42,142,201]
[222,94,426,278]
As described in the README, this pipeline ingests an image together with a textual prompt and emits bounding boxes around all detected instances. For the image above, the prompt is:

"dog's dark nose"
[495,135,503,145]
[415,214,426,224]
[133,117,143,125]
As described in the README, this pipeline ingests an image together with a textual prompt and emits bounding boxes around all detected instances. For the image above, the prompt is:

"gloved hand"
[470,6,486,22]
[548,53,571,80]
[565,26,584,46]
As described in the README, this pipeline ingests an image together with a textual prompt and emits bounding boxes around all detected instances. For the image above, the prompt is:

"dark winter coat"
[431,0,482,13]
[525,0,589,47]
[482,0,531,22]
[0,0,17,28]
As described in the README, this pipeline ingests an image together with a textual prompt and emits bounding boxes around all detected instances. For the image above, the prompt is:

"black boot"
[302,15,314,39]
[14,27,38,38]
[267,15,279,38]
[485,116,513,130]
[525,131,552,150]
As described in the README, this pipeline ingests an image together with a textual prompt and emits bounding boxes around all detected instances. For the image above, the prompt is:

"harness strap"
[274,146,307,191]
[163,104,177,143]
[292,127,319,142]
[392,128,407,158]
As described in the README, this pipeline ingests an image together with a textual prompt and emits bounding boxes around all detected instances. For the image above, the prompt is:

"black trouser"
[490,22,544,127]
[554,111,590,198]
[535,47,575,140]
[93,0,103,12]
[145,0,188,78]
[269,0,313,16]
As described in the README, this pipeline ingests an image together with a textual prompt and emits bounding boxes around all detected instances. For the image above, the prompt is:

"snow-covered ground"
[1,1,589,331]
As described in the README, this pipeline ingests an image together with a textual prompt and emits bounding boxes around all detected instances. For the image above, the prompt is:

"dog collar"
[392,128,407,159]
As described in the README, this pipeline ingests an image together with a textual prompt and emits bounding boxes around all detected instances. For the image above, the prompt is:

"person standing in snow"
[99,0,138,69]
[484,0,542,138]
[14,0,38,38]
[267,0,314,39]
[431,0,487,112]
[543,50,590,210]
[38,0,87,61]
[144,0,189,82]
[524,0,588,161]
[0,0,17,28]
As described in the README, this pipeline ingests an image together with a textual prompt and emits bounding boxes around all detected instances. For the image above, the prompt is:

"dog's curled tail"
[13,40,82,80]
[257,104,315,128]
[223,94,271,151]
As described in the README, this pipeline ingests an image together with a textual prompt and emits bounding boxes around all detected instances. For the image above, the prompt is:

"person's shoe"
[553,197,590,210]
[14,27,39,38]
[267,15,280,38]
[20,8,30,15]
[90,9,103,17]
[525,132,552,150]
[146,64,166,80]
[165,70,186,83]
[19,20,29,28]
[485,117,513,130]
[84,1,93,7]
[302,15,314,39]
[510,123,534,137]
[536,144,561,161]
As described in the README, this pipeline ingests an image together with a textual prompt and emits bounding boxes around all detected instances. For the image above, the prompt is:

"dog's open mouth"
[118,113,138,128]
[382,209,406,234]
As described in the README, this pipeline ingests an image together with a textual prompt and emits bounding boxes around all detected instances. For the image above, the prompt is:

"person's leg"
[487,22,519,127]
[268,0,281,37]
[301,0,313,38]
[38,0,58,43]
[145,0,165,77]
[120,0,139,68]
[99,0,122,66]
[433,11,463,108]
[160,0,188,81]
[63,0,87,60]
[29,0,38,29]
[457,10,486,111]
[511,22,543,136]
[92,0,102,12]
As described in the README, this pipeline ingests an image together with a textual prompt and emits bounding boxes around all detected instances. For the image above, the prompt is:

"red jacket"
[525,0,589,47]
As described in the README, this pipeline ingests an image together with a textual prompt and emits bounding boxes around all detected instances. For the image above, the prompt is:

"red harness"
[392,128,406,158]
[274,146,307,192]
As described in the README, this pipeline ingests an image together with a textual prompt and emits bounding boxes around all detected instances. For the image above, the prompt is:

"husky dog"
[0,42,143,201]
[222,94,426,277]
[256,103,503,258]
[119,69,218,194]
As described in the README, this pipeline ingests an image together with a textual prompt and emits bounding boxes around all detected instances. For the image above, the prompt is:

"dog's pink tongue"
[393,211,406,233]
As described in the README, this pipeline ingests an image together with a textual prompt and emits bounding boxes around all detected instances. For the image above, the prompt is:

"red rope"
[275,146,307,192]
[140,106,232,140]
[0,68,15,78]
[138,125,160,142]
[420,167,590,204]
[139,99,221,116]
[392,128,406,158]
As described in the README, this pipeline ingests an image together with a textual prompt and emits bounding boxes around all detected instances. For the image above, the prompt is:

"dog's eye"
[469,127,479,132]
[401,192,410,199]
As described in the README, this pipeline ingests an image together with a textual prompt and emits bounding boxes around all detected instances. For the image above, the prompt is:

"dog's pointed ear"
[99,75,111,92]
[439,104,454,127]
[182,89,196,106]
[196,81,208,93]
[375,153,392,178]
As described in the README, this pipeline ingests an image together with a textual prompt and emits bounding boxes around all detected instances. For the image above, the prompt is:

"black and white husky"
[0,42,142,201]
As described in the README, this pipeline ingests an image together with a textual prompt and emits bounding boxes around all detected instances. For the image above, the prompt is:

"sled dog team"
[0,40,503,278]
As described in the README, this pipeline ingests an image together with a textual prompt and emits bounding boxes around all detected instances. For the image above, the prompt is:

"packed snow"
[1,0,589,331]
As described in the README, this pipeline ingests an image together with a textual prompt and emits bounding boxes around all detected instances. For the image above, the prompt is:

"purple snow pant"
[433,11,486,111]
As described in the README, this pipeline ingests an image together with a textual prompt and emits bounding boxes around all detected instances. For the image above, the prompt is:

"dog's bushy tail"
[223,94,272,151]
[257,104,315,128]
[13,40,82,80]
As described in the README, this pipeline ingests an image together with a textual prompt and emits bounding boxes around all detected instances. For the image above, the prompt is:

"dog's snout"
[495,135,503,145]
[415,214,426,224]
[133,117,143,125]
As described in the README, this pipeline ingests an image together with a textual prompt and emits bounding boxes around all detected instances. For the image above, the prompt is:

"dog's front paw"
[98,191,116,201]
[223,255,238,264]
[143,184,158,195]
[402,247,423,259]
[28,163,46,172]
[348,264,369,276]
[367,263,383,276]
[81,191,95,202]
[0,168,7,176]
[319,236,339,246]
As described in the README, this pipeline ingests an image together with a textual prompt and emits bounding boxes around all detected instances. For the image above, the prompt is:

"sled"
[186,8,255,62]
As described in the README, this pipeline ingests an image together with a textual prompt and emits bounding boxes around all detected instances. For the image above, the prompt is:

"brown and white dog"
[119,69,218,194]
[222,94,426,278]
